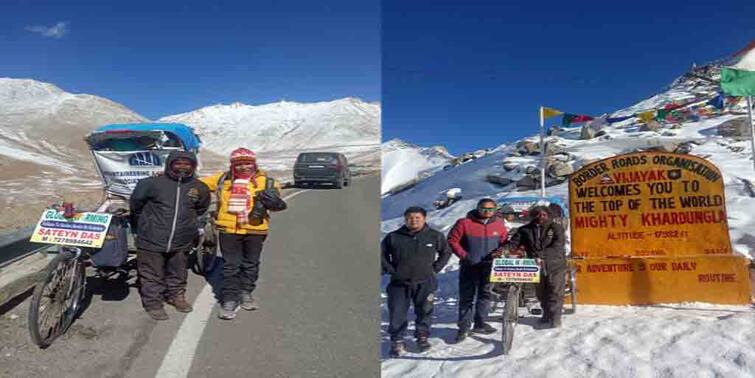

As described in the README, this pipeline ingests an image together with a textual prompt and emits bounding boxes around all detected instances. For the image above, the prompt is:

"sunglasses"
[478,207,498,212]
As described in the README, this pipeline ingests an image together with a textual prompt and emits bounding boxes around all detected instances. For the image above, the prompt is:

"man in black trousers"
[131,151,211,320]
[509,206,567,328]
[381,206,452,357]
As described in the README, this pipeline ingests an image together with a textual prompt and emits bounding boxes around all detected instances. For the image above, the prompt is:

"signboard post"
[568,151,751,305]
[30,210,113,249]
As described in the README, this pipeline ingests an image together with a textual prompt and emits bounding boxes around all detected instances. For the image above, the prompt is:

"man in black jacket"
[508,206,567,328]
[130,151,211,320]
[381,206,452,357]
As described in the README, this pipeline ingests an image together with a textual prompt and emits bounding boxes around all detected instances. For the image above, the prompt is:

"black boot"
[416,336,431,352]
[550,317,562,328]
[471,322,497,335]
[389,341,405,358]
[454,329,469,343]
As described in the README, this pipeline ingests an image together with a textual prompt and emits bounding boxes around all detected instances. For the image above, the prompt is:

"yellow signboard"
[572,255,751,305]
[569,152,731,258]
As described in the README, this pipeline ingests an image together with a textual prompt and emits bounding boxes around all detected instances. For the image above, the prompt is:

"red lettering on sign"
[612,170,667,184]
[575,214,629,229]
[586,264,634,273]
[698,273,736,283]
[641,210,726,226]
[672,262,697,271]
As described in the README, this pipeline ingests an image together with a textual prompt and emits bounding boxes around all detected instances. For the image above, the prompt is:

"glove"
[259,189,287,212]
[508,246,525,258]
[489,247,505,259]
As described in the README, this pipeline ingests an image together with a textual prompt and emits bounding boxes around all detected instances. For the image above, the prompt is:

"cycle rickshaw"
[489,196,577,354]
[27,122,214,348]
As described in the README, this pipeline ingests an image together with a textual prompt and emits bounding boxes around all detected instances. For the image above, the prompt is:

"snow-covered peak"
[381,138,455,195]
[0,78,146,123]
[0,78,67,102]
[613,62,722,117]
[159,97,380,155]
[428,145,453,158]
[382,138,453,158]
[382,138,414,150]
[0,78,380,219]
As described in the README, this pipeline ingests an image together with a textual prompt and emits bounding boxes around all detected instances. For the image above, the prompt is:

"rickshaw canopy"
[85,123,202,198]
[86,123,201,152]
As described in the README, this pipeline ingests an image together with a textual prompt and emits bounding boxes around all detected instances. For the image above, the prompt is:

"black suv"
[293,152,351,188]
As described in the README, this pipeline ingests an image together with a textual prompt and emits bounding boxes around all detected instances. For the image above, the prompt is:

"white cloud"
[25,21,69,39]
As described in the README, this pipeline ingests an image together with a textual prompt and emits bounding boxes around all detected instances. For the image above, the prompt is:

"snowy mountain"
[159,97,381,176]
[382,61,755,254]
[612,62,723,118]
[381,138,454,195]
[0,78,147,171]
[159,97,380,153]
[380,60,755,375]
[0,78,380,230]
[0,78,148,227]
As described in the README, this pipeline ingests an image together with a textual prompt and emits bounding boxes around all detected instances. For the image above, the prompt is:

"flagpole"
[748,96,755,170]
[539,106,546,197]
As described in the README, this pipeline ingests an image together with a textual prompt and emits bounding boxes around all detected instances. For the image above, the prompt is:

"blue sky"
[0,0,379,119]
[383,0,755,154]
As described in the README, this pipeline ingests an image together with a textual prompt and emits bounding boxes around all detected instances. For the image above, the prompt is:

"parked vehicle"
[293,152,351,189]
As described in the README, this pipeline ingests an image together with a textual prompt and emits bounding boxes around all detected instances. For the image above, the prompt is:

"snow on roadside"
[381,299,755,378]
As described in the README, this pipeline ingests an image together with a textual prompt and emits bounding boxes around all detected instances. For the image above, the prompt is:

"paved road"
[0,175,380,378]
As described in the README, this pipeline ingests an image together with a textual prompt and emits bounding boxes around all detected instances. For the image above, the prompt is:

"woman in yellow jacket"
[201,148,281,320]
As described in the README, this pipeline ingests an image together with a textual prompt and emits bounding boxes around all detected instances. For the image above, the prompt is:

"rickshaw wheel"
[194,246,220,276]
[502,284,520,355]
[192,230,220,276]
[28,248,86,348]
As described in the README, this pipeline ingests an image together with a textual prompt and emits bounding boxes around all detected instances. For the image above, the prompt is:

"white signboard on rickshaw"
[489,258,541,283]
[30,210,113,248]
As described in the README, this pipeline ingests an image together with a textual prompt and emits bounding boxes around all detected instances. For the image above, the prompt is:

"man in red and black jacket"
[447,198,508,343]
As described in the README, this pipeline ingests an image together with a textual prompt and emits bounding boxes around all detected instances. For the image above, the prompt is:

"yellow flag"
[541,107,563,119]
[638,110,655,123]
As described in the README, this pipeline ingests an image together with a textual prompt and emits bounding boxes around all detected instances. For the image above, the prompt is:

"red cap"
[230,148,256,163]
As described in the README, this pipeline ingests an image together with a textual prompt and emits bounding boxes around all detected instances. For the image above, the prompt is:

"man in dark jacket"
[448,198,508,342]
[381,206,452,357]
[130,151,211,320]
[509,206,566,328]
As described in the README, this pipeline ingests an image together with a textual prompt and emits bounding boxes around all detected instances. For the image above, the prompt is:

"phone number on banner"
[41,237,96,246]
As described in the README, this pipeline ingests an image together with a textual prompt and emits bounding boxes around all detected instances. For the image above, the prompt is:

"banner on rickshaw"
[569,151,731,258]
[489,258,541,283]
[30,210,113,248]
[92,150,175,197]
